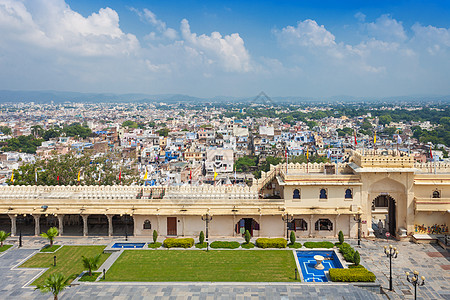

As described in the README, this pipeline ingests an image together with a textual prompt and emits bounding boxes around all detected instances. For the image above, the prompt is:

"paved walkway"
[0,237,448,299]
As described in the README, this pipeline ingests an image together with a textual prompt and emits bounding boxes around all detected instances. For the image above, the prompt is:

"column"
[156,215,160,234]
[9,215,16,236]
[233,214,236,237]
[131,215,136,236]
[33,215,40,236]
[309,215,313,237]
[182,216,185,237]
[106,215,113,236]
[57,214,64,236]
[82,215,88,236]
[334,215,339,237]
[258,214,262,237]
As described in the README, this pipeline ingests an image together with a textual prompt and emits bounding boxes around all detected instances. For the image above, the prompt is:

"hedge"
[336,242,355,263]
[255,238,287,248]
[148,242,162,249]
[241,242,255,249]
[288,242,302,249]
[163,238,194,248]
[303,241,334,249]
[210,241,240,249]
[329,266,376,282]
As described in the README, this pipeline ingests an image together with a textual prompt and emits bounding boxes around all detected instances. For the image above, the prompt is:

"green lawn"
[19,245,110,285]
[40,245,61,252]
[0,245,13,252]
[106,250,297,282]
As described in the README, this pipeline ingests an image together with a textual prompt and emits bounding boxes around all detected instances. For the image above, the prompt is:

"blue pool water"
[111,242,146,249]
[296,250,343,282]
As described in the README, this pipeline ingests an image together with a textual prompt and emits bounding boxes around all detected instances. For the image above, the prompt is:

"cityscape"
[0,0,449,300]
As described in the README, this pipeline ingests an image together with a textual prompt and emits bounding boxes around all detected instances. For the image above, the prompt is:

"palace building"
[0,150,448,240]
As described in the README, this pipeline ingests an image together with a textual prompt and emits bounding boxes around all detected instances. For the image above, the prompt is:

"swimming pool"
[111,242,146,249]
[296,250,343,282]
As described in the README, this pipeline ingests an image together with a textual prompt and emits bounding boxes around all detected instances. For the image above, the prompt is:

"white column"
[33,215,40,236]
[233,214,236,237]
[9,215,16,236]
[309,215,313,237]
[131,215,136,236]
[106,215,113,236]
[258,214,262,237]
[57,214,64,236]
[82,215,88,236]
[334,215,339,237]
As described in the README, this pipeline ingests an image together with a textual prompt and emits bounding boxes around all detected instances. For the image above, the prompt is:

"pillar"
[233,214,236,237]
[182,216,185,237]
[106,215,113,236]
[33,215,40,236]
[9,215,16,236]
[334,215,339,237]
[57,214,64,236]
[309,215,313,237]
[156,215,160,234]
[82,215,88,236]
[131,215,136,236]
[258,214,262,237]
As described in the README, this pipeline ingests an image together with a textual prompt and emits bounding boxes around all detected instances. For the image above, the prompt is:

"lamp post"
[19,230,22,248]
[406,270,425,300]
[201,213,213,251]
[281,213,293,242]
[124,215,128,241]
[384,245,399,291]
[353,214,361,246]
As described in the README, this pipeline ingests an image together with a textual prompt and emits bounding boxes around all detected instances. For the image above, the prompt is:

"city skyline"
[0,0,449,98]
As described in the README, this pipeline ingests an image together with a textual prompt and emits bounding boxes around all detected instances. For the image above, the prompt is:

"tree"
[338,230,344,245]
[35,273,69,300]
[290,231,296,245]
[153,230,158,243]
[40,227,59,247]
[0,126,12,135]
[244,230,251,244]
[235,156,256,172]
[353,251,360,266]
[82,254,101,276]
[199,231,205,244]
[378,115,392,126]
[157,128,170,137]
[0,230,10,247]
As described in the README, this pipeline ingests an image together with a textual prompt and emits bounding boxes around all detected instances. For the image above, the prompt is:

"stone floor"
[0,236,448,299]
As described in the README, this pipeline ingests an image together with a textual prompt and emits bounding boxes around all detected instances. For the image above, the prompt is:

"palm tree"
[40,227,59,247]
[0,230,10,247]
[82,254,101,276]
[35,273,69,300]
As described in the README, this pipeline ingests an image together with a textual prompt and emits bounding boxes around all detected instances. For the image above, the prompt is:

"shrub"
[195,242,207,249]
[241,242,255,249]
[288,242,302,249]
[337,242,355,263]
[353,251,360,266]
[303,241,334,249]
[163,238,194,248]
[338,231,344,245]
[329,267,375,282]
[290,231,296,245]
[255,238,287,248]
[244,230,251,244]
[199,231,205,244]
[153,230,158,243]
[210,241,240,249]
[148,242,162,249]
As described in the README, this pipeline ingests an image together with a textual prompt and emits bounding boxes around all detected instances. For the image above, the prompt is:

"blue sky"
[0,0,449,98]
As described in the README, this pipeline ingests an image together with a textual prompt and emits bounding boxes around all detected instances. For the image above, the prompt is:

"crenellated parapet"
[352,149,415,168]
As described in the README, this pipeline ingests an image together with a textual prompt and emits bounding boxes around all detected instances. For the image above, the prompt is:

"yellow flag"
[306,148,309,160]
[10,170,14,183]
[77,170,81,182]
[374,131,377,144]
[144,168,148,180]
[214,170,218,180]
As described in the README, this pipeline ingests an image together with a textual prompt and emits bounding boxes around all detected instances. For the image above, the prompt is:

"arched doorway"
[16,215,35,235]
[112,215,134,236]
[87,215,108,236]
[63,215,83,236]
[235,218,259,236]
[39,215,58,234]
[372,195,396,237]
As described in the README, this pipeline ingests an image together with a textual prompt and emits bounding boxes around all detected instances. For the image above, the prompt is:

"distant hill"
[0,90,448,104]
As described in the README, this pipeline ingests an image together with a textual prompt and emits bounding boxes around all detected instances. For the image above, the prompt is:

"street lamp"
[384,245,399,291]
[406,270,425,300]
[201,213,213,251]
[353,214,361,246]
[281,213,293,242]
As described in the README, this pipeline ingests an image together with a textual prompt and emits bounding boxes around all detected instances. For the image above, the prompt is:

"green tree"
[1,135,43,153]
[244,230,251,244]
[383,127,397,136]
[82,254,101,276]
[353,251,360,266]
[153,230,158,243]
[40,227,59,247]
[35,273,69,300]
[0,230,10,247]
[122,120,138,128]
[378,115,392,126]
[290,231,296,245]
[157,128,170,137]
[0,126,12,135]
[235,156,256,172]
[338,230,344,245]
[199,231,205,244]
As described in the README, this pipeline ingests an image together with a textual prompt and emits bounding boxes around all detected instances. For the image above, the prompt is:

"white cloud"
[130,7,178,40]
[276,19,336,47]
[366,14,407,42]
[354,12,366,22]
[180,19,251,72]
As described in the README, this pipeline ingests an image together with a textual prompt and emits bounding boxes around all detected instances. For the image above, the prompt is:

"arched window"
[292,219,307,231]
[315,219,333,231]
[319,189,327,199]
[345,189,353,199]
[432,190,441,198]
[143,220,151,229]
[293,189,300,199]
